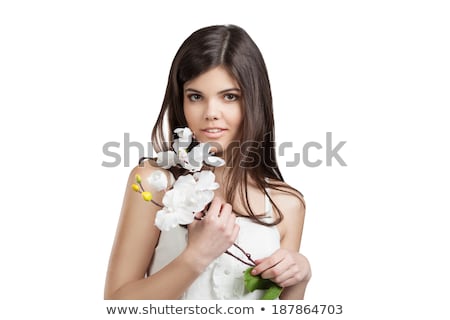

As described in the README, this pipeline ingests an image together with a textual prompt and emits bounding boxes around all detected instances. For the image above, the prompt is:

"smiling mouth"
[203,128,225,133]
[200,128,227,139]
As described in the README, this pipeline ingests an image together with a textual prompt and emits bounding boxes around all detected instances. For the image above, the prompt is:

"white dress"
[148,194,280,299]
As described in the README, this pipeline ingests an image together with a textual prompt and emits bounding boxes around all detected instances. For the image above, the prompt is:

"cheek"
[230,108,243,127]
[183,103,193,124]
[183,106,201,129]
[182,99,189,118]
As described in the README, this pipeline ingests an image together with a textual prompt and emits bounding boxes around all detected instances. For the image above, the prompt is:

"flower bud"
[142,191,153,202]
[131,184,140,192]
[135,174,142,183]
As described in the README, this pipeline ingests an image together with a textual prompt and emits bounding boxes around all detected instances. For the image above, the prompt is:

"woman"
[104,24,311,299]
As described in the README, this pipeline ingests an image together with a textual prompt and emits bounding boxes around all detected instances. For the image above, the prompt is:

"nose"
[204,99,220,121]
[205,113,219,121]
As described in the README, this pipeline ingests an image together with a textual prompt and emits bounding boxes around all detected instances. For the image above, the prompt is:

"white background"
[1,0,449,319]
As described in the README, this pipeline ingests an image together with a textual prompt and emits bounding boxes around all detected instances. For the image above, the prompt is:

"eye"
[188,94,202,102]
[224,93,239,101]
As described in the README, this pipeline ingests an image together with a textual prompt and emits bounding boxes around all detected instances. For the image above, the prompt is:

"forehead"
[183,66,240,91]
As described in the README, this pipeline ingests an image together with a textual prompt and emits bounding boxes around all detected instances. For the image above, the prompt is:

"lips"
[200,128,227,138]
[204,128,224,133]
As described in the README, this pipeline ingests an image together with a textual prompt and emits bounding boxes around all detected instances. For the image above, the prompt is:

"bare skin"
[104,162,310,300]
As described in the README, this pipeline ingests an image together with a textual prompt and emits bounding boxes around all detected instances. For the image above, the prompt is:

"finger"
[266,256,304,286]
[251,255,282,276]
[193,211,204,220]
[205,197,223,220]
[253,249,282,265]
[223,211,237,235]
[260,259,290,280]
[278,268,304,288]
[231,222,240,242]
[278,271,301,288]
[218,203,232,222]
[262,258,292,283]
[281,265,310,287]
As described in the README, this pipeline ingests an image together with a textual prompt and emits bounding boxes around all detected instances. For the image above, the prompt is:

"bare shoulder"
[268,181,305,217]
[268,181,306,249]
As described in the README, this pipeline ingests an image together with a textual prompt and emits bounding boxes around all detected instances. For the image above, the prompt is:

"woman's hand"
[186,197,240,270]
[251,248,311,288]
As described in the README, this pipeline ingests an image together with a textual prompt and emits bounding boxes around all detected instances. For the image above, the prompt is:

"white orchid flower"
[177,147,189,166]
[147,170,168,191]
[156,128,226,172]
[154,170,220,231]
[155,206,194,231]
[171,175,209,212]
[203,143,225,167]
[180,143,207,172]
[173,127,193,145]
[150,127,226,231]
[194,170,219,191]
[156,150,177,169]
[206,155,226,167]
[154,178,197,231]
[192,170,218,206]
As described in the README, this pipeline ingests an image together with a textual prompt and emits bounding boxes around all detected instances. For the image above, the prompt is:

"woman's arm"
[251,188,311,299]
[104,162,239,299]
[104,162,199,299]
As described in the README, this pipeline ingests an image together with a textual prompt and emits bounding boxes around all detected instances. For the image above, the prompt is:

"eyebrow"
[184,88,241,94]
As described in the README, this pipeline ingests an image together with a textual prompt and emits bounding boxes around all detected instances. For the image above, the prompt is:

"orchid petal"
[206,156,226,167]
[147,170,168,191]
[156,151,177,169]
[155,208,179,231]
[174,127,193,144]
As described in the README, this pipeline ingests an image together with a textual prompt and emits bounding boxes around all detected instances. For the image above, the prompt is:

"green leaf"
[243,267,282,300]
[261,284,283,300]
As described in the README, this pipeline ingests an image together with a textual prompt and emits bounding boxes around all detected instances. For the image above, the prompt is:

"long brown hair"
[151,25,303,226]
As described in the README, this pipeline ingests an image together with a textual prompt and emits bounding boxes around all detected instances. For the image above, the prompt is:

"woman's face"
[183,66,243,153]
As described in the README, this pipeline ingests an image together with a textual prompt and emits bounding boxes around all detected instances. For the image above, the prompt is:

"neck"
[212,165,228,186]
